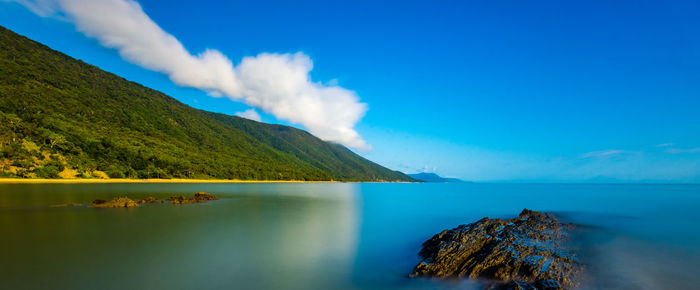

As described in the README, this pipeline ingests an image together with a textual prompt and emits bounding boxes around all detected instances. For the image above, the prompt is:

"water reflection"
[0,183,361,290]
[1,183,700,289]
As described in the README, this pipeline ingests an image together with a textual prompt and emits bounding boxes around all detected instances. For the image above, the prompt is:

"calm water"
[1,183,699,289]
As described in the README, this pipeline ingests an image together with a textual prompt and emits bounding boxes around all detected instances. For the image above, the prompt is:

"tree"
[0,159,11,171]
[34,165,60,178]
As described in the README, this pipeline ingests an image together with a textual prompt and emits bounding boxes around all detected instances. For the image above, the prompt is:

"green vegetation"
[0,25,413,181]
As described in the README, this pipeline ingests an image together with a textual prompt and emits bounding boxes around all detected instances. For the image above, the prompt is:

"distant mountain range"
[408,172,464,183]
[0,25,414,181]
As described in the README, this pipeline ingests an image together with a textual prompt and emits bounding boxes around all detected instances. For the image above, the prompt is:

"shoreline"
[0,178,343,184]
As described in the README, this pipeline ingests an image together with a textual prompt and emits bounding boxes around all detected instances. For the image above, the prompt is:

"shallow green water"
[1,183,699,289]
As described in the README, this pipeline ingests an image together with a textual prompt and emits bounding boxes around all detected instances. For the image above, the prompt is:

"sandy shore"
[0,178,339,184]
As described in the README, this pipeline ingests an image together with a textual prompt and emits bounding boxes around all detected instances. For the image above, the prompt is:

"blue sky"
[2,0,699,182]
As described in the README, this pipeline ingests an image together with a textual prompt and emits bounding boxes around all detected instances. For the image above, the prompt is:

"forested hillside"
[0,25,412,181]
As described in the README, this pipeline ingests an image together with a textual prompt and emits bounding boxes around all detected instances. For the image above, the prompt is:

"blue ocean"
[1,183,698,289]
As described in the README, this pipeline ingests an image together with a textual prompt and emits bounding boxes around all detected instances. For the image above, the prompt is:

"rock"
[137,196,163,204]
[486,279,561,290]
[90,197,139,208]
[487,280,537,290]
[193,191,218,201]
[50,203,83,207]
[411,209,582,289]
[86,192,217,207]
[169,192,218,204]
[168,195,195,204]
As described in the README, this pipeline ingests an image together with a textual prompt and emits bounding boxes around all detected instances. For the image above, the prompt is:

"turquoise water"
[1,183,699,289]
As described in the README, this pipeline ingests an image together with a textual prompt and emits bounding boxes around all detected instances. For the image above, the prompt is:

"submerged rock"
[50,203,83,207]
[168,195,195,204]
[90,197,139,208]
[193,191,218,201]
[87,192,218,207]
[137,197,163,204]
[411,209,582,289]
[168,191,219,204]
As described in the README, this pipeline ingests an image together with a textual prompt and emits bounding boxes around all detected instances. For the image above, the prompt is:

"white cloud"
[235,109,261,122]
[666,148,700,154]
[579,149,625,159]
[656,143,675,147]
[420,165,437,173]
[4,0,59,16]
[8,0,370,150]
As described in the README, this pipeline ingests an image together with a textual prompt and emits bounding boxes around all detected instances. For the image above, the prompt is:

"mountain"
[408,172,463,183]
[0,25,413,181]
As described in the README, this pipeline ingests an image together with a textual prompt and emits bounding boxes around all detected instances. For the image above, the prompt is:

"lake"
[1,183,699,289]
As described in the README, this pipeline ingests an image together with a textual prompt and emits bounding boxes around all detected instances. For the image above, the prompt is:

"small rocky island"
[411,209,583,289]
[87,191,219,208]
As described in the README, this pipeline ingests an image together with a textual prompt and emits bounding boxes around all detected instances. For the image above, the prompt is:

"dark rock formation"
[168,191,219,204]
[168,195,195,205]
[90,197,139,208]
[49,203,83,207]
[88,192,218,207]
[137,197,163,204]
[193,191,218,201]
[411,209,582,289]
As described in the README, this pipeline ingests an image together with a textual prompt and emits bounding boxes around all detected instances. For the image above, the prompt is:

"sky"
[1,0,699,182]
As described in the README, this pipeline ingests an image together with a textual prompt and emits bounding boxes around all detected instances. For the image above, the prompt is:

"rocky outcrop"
[168,191,219,204]
[89,192,218,208]
[49,203,83,207]
[194,191,218,201]
[90,197,139,208]
[137,197,163,204]
[411,209,582,289]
